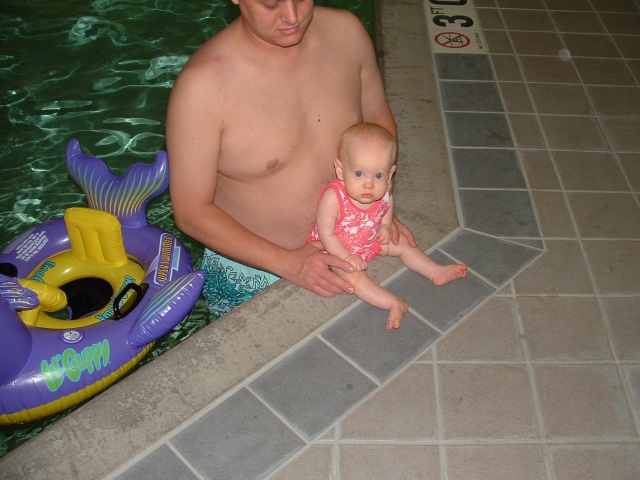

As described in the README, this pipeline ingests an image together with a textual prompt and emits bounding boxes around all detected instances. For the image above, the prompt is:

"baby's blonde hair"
[338,123,397,166]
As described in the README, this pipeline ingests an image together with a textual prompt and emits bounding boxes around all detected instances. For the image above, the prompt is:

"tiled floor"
[108,2,640,479]
[108,1,640,479]
[3,0,638,479]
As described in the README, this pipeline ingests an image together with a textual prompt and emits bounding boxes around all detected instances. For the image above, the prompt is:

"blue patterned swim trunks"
[201,248,280,318]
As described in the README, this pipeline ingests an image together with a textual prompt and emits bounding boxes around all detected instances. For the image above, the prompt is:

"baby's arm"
[377,194,394,245]
[316,189,368,271]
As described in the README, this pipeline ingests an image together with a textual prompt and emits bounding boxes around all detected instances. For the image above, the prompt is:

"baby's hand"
[346,254,368,272]
[377,225,392,245]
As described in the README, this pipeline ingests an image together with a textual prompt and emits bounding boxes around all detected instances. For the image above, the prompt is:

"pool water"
[0,0,375,457]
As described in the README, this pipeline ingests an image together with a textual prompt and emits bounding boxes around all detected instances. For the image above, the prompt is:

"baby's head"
[335,123,397,205]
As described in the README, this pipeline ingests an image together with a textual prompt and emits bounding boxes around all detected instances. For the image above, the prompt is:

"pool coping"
[0,2,462,478]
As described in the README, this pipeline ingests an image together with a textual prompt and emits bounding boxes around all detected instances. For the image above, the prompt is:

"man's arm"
[166,60,354,297]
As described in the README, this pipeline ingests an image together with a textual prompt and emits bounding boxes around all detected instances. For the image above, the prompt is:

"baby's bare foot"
[432,264,468,286]
[387,299,409,330]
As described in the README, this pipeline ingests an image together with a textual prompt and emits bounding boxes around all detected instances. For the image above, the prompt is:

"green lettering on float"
[41,339,111,391]
[41,355,64,392]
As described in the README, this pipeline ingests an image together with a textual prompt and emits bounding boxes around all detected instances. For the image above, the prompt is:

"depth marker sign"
[424,0,487,54]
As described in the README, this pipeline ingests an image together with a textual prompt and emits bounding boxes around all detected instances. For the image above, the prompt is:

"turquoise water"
[0,0,375,456]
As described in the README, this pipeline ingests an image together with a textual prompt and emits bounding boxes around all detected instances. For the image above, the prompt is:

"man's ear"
[334,158,344,180]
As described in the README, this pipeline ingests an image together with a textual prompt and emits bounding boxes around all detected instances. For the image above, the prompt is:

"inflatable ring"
[0,139,205,424]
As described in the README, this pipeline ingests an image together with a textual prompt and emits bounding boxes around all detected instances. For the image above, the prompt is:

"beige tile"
[531,191,576,237]
[496,0,545,8]
[602,297,640,360]
[514,240,594,295]
[477,8,505,29]
[587,86,640,116]
[509,31,564,55]
[484,30,513,54]
[574,58,637,86]
[509,114,546,149]
[270,445,333,480]
[540,116,608,151]
[622,365,640,420]
[603,118,640,152]
[550,11,606,33]
[520,56,580,83]
[529,84,593,115]
[339,445,440,480]
[583,240,640,294]
[521,150,561,190]
[561,33,621,58]
[545,0,593,10]
[501,9,554,31]
[550,445,640,480]
[447,445,546,480]
[437,297,523,362]
[613,35,640,59]
[518,296,612,361]
[567,192,640,238]
[554,151,630,191]
[619,153,640,191]
[500,82,534,113]
[492,55,523,81]
[341,365,437,440]
[535,365,636,438]
[590,0,640,12]
[598,12,640,34]
[440,365,537,439]
[628,60,640,84]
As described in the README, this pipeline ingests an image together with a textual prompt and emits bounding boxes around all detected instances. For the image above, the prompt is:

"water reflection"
[0,0,374,456]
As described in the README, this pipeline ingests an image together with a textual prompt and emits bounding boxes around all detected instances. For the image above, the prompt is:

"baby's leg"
[341,270,408,329]
[384,237,467,286]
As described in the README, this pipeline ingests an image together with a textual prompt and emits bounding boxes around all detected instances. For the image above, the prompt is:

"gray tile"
[171,389,304,480]
[459,190,540,237]
[386,251,496,331]
[435,53,495,81]
[116,445,198,480]
[451,148,527,188]
[439,230,542,287]
[250,338,376,440]
[445,112,514,148]
[322,304,440,383]
[440,81,504,112]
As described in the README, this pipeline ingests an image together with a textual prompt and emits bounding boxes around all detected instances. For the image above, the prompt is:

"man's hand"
[283,241,355,297]
[391,215,417,247]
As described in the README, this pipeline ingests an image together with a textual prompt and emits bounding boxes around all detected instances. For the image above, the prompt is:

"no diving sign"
[424,0,487,54]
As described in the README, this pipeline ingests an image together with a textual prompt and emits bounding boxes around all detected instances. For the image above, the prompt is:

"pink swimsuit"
[307,179,391,262]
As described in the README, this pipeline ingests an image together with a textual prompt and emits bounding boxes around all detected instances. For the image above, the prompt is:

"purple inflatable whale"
[0,139,204,424]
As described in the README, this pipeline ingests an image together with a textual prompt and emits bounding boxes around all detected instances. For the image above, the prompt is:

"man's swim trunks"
[307,179,390,262]
[201,248,280,318]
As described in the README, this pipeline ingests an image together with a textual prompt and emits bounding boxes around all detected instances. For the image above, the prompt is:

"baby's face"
[337,141,395,207]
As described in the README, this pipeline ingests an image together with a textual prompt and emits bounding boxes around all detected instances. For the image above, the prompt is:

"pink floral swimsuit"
[307,179,391,262]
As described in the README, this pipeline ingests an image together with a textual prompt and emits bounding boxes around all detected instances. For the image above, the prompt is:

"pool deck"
[2,0,640,479]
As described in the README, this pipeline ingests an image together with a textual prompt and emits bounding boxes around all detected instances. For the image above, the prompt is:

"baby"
[308,123,467,329]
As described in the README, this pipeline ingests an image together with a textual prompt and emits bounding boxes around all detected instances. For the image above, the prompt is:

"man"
[166,0,412,317]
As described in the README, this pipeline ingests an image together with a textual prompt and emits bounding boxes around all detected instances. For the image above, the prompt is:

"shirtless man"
[166,0,412,317]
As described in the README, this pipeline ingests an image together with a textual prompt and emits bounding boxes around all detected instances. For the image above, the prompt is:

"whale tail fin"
[65,139,168,228]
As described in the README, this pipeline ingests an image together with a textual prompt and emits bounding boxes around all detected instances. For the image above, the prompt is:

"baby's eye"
[375,173,385,180]
[354,171,363,178]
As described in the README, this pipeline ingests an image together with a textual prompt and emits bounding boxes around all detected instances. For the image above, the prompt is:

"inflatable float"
[0,139,205,424]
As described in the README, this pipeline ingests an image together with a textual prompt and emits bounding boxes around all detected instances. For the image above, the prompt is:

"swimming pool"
[0,0,375,456]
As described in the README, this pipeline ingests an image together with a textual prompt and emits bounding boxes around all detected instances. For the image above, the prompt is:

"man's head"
[233,0,314,48]
[334,123,397,205]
